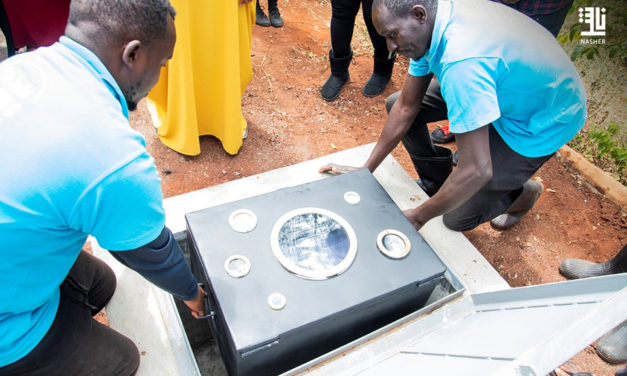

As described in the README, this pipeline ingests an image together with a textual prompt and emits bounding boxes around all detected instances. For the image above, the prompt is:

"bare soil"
[127,1,625,374]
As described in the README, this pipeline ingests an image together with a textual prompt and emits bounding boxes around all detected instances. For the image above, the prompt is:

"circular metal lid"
[376,229,411,259]
[343,191,361,205]
[228,209,258,233]
[224,255,251,278]
[270,207,358,280]
[267,292,287,310]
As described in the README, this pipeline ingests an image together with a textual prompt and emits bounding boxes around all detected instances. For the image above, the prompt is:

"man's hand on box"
[319,163,361,175]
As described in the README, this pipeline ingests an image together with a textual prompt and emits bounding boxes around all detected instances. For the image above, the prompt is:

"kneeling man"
[321,0,586,231]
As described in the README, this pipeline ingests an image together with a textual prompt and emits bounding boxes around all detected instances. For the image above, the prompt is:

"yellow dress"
[147,0,255,156]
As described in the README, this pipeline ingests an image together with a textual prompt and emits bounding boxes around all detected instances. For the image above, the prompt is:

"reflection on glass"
[224,255,251,278]
[382,233,406,255]
[277,213,350,271]
[229,209,257,233]
[228,258,248,275]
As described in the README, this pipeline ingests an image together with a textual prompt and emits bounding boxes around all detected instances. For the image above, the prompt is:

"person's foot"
[320,51,352,101]
[321,73,349,101]
[430,124,455,144]
[560,245,627,279]
[596,321,627,364]
[559,258,613,279]
[362,54,395,97]
[362,71,392,97]
[256,2,271,27]
[490,180,544,230]
[269,7,283,27]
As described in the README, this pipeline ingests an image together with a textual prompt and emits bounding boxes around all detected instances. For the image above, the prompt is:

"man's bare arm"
[364,73,433,172]
[319,74,433,175]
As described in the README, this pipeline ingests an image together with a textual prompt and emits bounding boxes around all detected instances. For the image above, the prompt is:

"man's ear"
[410,5,428,23]
[122,40,142,68]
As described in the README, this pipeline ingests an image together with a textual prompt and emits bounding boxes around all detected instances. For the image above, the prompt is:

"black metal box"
[186,170,446,375]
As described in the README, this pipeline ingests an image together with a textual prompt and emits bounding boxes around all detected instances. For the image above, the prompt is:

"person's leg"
[0,1,16,56]
[322,0,361,100]
[385,79,447,157]
[268,0,283,27]
[531,1,573,37]
[442,126,551,231]
[361,0,395,96]
[0,251,140,376]
[329,0,360,58]
[361,0,388,60]
[385,79,453,196]
[256,0,271,27]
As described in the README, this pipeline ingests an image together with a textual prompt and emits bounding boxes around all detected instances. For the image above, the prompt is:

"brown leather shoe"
[490,180,543,230]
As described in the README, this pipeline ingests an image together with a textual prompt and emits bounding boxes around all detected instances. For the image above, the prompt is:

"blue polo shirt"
[409,0,586,157]
[0,37,165,367]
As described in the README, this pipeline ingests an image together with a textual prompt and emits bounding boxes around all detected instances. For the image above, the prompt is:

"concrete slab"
[91,143,508,376]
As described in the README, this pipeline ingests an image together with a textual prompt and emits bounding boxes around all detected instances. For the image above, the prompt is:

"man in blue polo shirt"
[0,1,206,375]
[320,0,586,231]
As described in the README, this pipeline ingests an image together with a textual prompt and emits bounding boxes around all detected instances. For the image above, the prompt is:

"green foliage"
[589,122,627,171]
[572,122,627,184]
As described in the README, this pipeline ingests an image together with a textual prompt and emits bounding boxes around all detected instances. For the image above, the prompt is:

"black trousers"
[386,81,552,231]
[0,252,139,376]
[330,0,388,59]
[527,1,573,37]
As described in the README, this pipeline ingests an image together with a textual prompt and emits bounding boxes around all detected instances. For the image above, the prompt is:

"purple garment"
[492,0,572,16]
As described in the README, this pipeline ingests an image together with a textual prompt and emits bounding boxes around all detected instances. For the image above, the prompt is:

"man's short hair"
[373,0,438,17]
[68,0,176,46]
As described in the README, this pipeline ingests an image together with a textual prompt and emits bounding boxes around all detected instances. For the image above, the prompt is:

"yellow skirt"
[147,0,255,156]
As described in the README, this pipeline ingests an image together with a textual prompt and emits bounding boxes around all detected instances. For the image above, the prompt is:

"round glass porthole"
[228,209,257,233]
[376,229,411,259]
[267,292,287,310]
[224,255,251,278]
[270,207,358,280]
[343,191,361,205]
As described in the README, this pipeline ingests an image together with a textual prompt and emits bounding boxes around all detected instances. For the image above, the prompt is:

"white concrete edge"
[90,237,200,376]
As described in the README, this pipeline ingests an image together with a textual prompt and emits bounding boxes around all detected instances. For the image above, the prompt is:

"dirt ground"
[128,1,627,374]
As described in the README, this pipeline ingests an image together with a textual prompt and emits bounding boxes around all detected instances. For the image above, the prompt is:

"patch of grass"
[571,122,627,184]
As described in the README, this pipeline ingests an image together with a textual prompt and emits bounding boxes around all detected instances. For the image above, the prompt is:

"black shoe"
[596,321,627,364]
[256,2,271,27]
[321,50,352,101]
[490,180,544,230]
[321,74,349,101]
[268,0,283,27]
[362,72,392,97]
[269,7,283,27]
[430,124,456,144]
[362,54,396,97]
[559,244,627,279]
